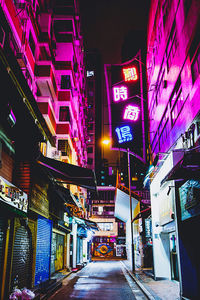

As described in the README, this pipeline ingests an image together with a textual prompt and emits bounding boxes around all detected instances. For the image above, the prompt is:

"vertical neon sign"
[104,52,145,162]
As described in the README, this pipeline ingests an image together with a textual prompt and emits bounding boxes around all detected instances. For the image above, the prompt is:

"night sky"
[80,0,150,64]
[80,1,150,165]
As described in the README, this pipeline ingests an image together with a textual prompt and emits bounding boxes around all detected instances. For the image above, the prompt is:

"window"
[88,158,93,165]
[57,139,71,156]
[29,32,35,57]
[191,47,200,84]
[166,23,178,73]
[87,147,93,153]
[87,71,94,77]
[97,222,113,231]
[170,78,185,126]
[61,75,71,89]
[59,106,70,122]
[159,119,169,149]
[88,123,94,131]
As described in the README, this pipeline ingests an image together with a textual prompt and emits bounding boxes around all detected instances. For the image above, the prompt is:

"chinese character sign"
[115,126,133,143]
[113,86,128,101]
[104,54,145,162]
[123,67,138,81]
[123,105,140,121]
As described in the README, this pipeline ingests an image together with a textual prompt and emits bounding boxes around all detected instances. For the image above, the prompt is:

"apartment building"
[0,0,97,297]
[147,0,200,298]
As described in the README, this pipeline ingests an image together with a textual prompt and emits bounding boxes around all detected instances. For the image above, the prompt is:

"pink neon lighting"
[113,86,128,101]
[123,105,140,121]
[123,67,138,81]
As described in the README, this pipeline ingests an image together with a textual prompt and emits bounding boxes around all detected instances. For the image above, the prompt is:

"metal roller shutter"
[35,216,52,286]
[0,216,7,284]
[11,225,31,289]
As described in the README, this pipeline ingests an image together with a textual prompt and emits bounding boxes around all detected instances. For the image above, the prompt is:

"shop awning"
[131,207,151,223]
[50,183,80,208]
[74,216,99,231]
[37,154,97,192]
[161,152,200,185]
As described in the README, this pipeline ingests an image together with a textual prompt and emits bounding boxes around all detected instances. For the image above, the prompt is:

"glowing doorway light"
[113,86,128,102]
[115,126,133,143]
[123,67,138,81]
[123,105,140,121]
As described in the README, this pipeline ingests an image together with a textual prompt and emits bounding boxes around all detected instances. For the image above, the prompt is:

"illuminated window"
[115,126,133,143]
[123,105,140,121]
[113,86,128,101]
[97,222,113,231]
[123,67,138,81]
[87,71,94,77]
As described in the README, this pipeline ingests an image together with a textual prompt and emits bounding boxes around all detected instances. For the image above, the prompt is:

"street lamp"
[101,138,111,145]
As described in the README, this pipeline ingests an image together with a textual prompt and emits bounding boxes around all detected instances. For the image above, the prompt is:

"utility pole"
[127,148,135,272]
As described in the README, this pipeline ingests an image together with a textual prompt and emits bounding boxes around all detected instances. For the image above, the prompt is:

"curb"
[120,261,156,300]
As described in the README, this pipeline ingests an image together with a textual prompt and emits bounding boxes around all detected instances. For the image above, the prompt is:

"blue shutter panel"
[35,216,52,286]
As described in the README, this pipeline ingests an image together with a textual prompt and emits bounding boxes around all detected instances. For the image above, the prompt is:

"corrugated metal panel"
[28,219,37,288]
[0,148,14,182]
[35,216,52,286]
[51,232,64,274]
[0,216,6,284]
[11,225,31,289]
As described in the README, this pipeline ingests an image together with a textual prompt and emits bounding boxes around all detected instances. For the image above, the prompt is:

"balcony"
[57,90,72,102]
[37,97,56,135]
[35,62,57,101]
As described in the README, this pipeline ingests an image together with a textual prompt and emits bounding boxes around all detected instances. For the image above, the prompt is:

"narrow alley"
[48,261,148,300]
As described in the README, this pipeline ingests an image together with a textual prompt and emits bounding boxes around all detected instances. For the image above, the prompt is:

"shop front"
[51,230,65,274]
[0,176,29,299]
[163,151,200,298]
[150,151,182,281]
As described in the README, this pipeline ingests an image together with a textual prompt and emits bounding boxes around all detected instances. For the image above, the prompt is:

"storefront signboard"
[179,180,200,221]
[0,176,28,213]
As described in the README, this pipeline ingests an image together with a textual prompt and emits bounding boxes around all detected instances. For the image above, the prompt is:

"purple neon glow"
[123,105,140,121]
[115,126,133,143]
[113,86,128,102]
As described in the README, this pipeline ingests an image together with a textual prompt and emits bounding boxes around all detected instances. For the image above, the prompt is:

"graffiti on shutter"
[51,232,64,274]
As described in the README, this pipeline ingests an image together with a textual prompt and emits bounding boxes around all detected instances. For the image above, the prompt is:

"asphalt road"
[49,261,148,300]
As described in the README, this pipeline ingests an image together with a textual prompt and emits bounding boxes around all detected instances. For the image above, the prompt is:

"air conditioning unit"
[51,149,61,159]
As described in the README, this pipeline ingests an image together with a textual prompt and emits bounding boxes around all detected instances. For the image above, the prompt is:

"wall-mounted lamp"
[167,186,175,196]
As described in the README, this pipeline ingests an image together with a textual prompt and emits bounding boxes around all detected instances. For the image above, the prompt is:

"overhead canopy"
[50,182,80,208]
[161,152,200,185]
[37,154,97,192]
[74,216,99,231]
